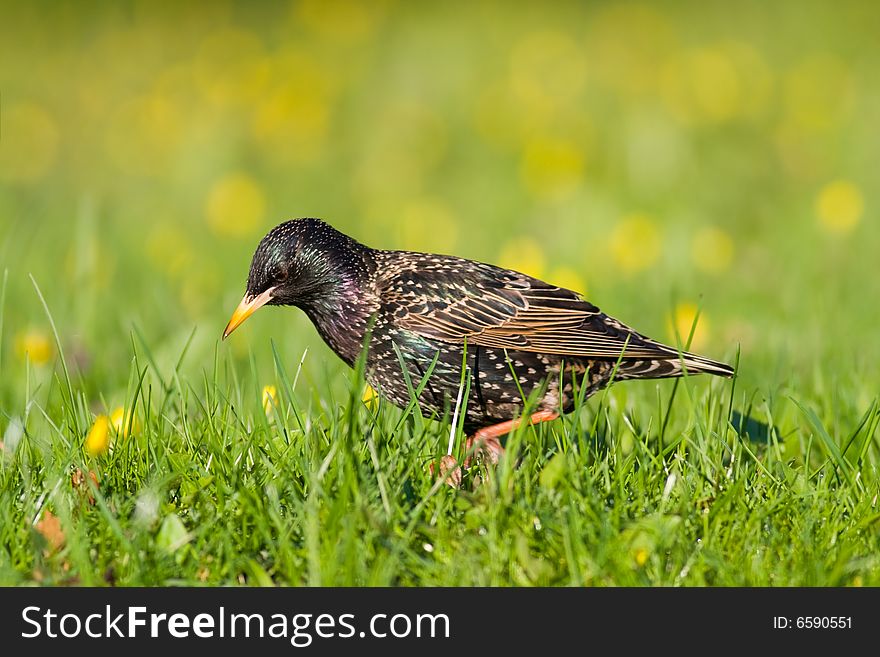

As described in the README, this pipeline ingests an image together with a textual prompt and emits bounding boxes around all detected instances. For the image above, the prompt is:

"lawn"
[1,1,879,586]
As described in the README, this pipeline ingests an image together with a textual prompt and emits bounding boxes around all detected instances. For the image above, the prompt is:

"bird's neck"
[300,264,379,368]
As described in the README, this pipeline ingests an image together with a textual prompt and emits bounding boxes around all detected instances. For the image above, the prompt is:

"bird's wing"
[378,254,677,360]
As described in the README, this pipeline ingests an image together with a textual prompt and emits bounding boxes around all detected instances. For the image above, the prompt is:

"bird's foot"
[431,411,560,488]
[463,435,505,469]
[429,454,463,488]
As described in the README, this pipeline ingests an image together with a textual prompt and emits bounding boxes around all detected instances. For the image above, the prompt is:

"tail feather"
[615,350,734,381]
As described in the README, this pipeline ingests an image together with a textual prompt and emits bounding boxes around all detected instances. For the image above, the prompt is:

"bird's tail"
[614,349,735,381]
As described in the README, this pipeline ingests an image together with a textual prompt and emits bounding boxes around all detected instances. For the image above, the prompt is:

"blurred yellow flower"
[634,547,649,567]
[399,199,459,253]
[110,407,139,438]
[362,384,379,412]
[195,29,270,106]
[262,385,278,417]
[816,180,863,235]
[0,102,59,184]
[668,302,709,352]
[85,415,111,457]
[691,227,734,274]
[497,237,546,279]
[520,137,585,200]
[16,330,54,365]
[296,0,387,43]
[609,214,661,274]
[548,266,587,295]
[206,173,266,238]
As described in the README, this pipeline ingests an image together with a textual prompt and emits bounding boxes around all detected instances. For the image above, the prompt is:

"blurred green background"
[1,0,877,410]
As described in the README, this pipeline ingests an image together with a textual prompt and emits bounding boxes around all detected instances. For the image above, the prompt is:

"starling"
[224,218,733,466]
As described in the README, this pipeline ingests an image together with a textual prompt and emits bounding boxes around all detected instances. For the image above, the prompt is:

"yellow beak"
[222,288,275,340]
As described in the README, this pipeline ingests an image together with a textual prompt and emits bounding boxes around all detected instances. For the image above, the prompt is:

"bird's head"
[223,218,370,340]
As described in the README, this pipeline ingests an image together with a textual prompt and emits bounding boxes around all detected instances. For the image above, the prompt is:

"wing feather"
[378,252,682,360]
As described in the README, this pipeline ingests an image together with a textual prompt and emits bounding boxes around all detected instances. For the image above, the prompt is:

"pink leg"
[464,410,560,468]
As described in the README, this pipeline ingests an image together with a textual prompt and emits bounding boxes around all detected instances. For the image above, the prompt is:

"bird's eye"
[267,263,288,284]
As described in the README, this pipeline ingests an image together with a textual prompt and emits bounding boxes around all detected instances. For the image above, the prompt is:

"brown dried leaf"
[35,510,66,551]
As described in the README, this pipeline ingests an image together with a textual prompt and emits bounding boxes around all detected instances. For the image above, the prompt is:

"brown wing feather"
[378,252,680,360]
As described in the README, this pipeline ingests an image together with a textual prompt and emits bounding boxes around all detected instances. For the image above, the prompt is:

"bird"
[223,218,734,473]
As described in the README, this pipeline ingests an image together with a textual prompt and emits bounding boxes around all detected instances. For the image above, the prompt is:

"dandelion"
[206,172,266,238]
[16,330,53,365]
[110,407,138,437]
[85,415,111,456]
[362,384,379,412]
[548,266,587,294]
[497,237,546,279]
[691,227,734,274]
[634,548,649,567]
[262,385,278,417]
[609,214,661,274]
[816,180,863,235]
[520,137,585,200]
[668,302,710,352]
[399,199,459,253]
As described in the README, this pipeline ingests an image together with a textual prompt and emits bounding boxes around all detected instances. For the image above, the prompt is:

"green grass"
[2,287,879,586]
[2,0,880,587]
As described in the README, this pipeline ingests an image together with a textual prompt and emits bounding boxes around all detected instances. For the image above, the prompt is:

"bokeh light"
[668,302,710,352]
[816,180,864,235]
[691,227,735,274]
[206,173,267,238]
[609,215,662,275]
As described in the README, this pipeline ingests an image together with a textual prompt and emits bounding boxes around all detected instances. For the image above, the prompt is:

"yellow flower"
[634,548,649,567]
[497,237,546,279]
[262,385,278,417]
[85,415,111,457]
[691,227,734,274]
[549,266,587,295]
[668,302,710,352]
[206,172,266,238]
[520,137,585,200]
[16,330,54,366]
[609,214,661,274]
[816,180,864,235]
[399,199,459,253]
[362,384,379,412]
[110,407,139,437]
